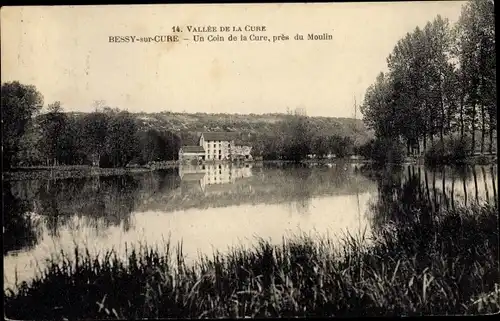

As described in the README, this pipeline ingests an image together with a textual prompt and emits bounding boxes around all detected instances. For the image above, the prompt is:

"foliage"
[136,129,181,165]
[3,89,365,167]
[81,111,110,166]
[103,111,140,168]
[1,81,44,169]
[358,138,405,164]
[38,102,73,165]
[255,110,356,161]
[424,135,472,165]
[360,0,496,158]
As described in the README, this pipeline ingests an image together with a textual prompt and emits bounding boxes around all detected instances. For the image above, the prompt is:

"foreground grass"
[4,204,499,319]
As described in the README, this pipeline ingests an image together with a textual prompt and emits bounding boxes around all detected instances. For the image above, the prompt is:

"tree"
[279,109,313,162]
[39,101,71,166]
[327,135,354,158]
[163,130,181,161]
[455,0,495,154]
[1,82,43,169]
[138,129,163,164]
[312,135,329,159]
[137,129,180,164]
[104,111,139,167]
[360,0,495,161]
[81,111,110,166]
[360,72,397,140]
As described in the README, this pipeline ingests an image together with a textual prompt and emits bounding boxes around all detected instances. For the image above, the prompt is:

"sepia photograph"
[1,1,498,318]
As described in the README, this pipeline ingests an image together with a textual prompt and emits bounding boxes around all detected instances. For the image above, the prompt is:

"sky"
[1,1,467,118]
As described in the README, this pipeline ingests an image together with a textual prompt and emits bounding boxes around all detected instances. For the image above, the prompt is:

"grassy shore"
[2,164,178,181]
[4,201,498,318]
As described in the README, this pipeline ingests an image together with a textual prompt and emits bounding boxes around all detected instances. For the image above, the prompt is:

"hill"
[66,111,374,146]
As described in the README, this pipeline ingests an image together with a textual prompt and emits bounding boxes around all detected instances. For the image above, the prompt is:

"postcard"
[2,1,497,318]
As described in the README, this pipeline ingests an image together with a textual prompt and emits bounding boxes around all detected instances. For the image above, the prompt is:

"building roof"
[201,132,239,142]
[181,145,205,153]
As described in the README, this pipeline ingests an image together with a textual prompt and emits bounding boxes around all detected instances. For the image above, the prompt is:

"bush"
[425,136,471,165]
[359,138,405,164]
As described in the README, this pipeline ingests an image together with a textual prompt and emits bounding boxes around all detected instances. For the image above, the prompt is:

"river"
[3,162,497,290]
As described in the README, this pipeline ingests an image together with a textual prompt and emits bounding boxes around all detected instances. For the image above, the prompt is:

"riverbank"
[2,166,156,181]
[2,162,181,181]
[4,202,498,318]
[3,154,496,182]
[407,153,498,166]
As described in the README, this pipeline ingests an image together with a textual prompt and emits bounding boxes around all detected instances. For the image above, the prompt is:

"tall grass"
[4,204,499,319]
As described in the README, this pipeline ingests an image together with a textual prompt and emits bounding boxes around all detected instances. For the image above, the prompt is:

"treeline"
[2,82,181,169]
[2,82,360,168]
[360,0,495,163]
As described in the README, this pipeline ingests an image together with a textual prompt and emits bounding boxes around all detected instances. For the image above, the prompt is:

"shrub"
[359,138,405,164]
[425,136,471,165]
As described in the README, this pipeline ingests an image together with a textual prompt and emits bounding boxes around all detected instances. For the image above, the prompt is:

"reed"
[4,203,499,319]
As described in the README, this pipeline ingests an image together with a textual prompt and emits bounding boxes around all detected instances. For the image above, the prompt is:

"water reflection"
[360,164,498,232]
[3,163,496,290]
[3,181,42,255]
[10,175,141,238]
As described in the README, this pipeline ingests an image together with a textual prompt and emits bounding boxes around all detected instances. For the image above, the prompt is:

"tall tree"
[39,101,71,166]
[1,82,43,169]
[104,111,139,167]
[81,111,110,166]
[360,72,396,140]
[279,109,313,162]
[455,0,495,155]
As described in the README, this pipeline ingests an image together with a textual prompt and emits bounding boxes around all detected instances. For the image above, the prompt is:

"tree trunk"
[472,166,479,203]
[451,174,455,211]
[482,166,490,204]
[481,103,485,154]
[471,103,476,155]
[489,114,494,155]
[425,169,431,205]
[442,166,448,210]
[463,170,468,207]
[460,94,465,143]
[423,132,427,153]
[440,85,446,150]
[491,166,497,207]
[432,170,437,210]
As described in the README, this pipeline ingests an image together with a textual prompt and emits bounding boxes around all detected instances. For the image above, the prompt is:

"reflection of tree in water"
[3,181,42,254]
[137,169,180,195]
[359,163,498,274]
[363,164,498,234]
[372,167,433,228]
[30,175,141,238]
[155,169,181,192]
[284,165,313,215]
[129,163,375,213]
